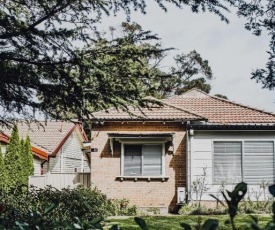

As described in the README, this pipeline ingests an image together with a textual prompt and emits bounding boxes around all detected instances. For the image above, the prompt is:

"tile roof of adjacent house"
[91,100,206,121]
[163,89,275,124]
[1,121,88,159]
[92,88,275,124]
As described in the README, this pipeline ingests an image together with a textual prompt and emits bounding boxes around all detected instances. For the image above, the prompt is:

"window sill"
[116,176,169,182]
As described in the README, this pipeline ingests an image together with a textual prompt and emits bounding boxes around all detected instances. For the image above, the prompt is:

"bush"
[0,185,115,229]
[110,198,137,216]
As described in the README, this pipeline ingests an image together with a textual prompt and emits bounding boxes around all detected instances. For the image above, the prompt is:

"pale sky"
[100,2,274,112]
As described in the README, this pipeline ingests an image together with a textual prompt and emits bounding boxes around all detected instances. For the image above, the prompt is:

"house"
[90,88,275,212]
[0,121,91,176]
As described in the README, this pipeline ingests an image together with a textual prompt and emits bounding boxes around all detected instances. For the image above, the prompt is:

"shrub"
[0,185,114,229]
[110,198,137,216]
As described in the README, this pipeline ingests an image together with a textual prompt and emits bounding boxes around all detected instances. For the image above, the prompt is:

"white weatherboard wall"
[49,131,90,173]
[190,130,275,202]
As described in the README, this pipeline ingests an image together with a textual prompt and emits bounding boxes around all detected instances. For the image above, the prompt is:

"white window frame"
[212,139,275,184]
[121,141,165,177]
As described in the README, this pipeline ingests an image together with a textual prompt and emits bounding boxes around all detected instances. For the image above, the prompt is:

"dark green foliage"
[135,217,149,230]
[150,50,213,99]
[236,0,275,89]
[214,94,228,100]
[175,78,211,95]
[0,186,117,229]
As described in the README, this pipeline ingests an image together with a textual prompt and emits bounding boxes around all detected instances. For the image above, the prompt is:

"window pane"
[213,142,242,183]
[244,141,274,184]
[143,145,162,176]
[124,145,142,176]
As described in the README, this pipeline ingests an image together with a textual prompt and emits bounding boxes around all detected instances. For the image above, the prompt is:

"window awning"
[107,133,175,155]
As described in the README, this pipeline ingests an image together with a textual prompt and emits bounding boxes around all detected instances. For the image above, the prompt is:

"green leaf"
[246,223,261,230]
[180,222,192,230]
[134,217,149,230]
[249,215,258,224]
[202,219,218,230]
[224,219,230,225]
[44,203,58,214]
[15,221,30,230]
[230,182,247,205]
[268,184,275,197]
[89,217,104,225]
[264,221,275,230]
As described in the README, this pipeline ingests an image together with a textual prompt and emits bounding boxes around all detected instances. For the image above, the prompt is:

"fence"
[29,173,90,190]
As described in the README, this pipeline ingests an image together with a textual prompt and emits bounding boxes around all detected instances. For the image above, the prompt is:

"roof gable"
[1,122,88,157]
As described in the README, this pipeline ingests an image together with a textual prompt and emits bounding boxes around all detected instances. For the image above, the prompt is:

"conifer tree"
[0,145,4,191]
[22,136,34,184]
[4,124,23,191]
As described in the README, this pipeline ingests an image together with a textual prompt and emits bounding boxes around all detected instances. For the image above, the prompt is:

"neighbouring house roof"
[91,88,275,125]
[163,89,275,124]
[91,100,207,121]
[1,121,88,160]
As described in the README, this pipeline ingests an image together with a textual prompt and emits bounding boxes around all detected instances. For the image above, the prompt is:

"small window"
[123,144,163,177]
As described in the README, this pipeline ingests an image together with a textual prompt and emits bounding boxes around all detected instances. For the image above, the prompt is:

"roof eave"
[187,123,275,130]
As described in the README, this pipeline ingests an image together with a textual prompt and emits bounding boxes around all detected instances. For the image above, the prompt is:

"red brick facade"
[91,122,186,211]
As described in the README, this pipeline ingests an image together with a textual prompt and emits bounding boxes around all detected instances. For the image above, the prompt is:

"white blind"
[213,142,242,183]
[244,141,274,184]
[124,145,142,176]
[143,145,162,176]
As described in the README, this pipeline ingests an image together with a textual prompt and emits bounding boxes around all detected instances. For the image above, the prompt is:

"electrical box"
[177,187,186,204]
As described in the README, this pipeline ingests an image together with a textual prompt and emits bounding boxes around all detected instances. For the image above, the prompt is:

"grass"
[104,214,272,230]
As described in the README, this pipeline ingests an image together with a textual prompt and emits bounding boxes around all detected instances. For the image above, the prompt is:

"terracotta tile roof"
[92,100,206,121]
[1,121,82,154]
[163,89,275,124]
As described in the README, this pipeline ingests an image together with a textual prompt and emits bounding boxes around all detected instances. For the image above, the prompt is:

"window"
[123,144,164,177]
[213,141,242,183]
[243,141,274,183]
[213,141,275,184]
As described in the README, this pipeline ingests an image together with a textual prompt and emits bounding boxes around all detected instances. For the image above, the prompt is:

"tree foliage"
[236,0,275,89]
[0,0,235,125]
[2,124,34,191]
[147,50,213,99]
[22,136,34,185]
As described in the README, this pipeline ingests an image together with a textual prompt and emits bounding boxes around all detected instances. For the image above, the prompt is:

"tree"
[22,136,34,184]
[3,124,23,191]
[236,0,275,89]
[148,51,213,98]
[0,145,4,190]
[0,0,234,125]
[215,94,228,99]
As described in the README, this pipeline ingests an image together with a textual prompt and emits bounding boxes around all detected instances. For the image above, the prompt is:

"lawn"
[104,215,272,230]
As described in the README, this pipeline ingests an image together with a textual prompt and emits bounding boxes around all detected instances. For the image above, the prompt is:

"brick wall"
[90,122,186,211]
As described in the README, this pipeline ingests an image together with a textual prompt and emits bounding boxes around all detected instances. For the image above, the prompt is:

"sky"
[100,2,274,112]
